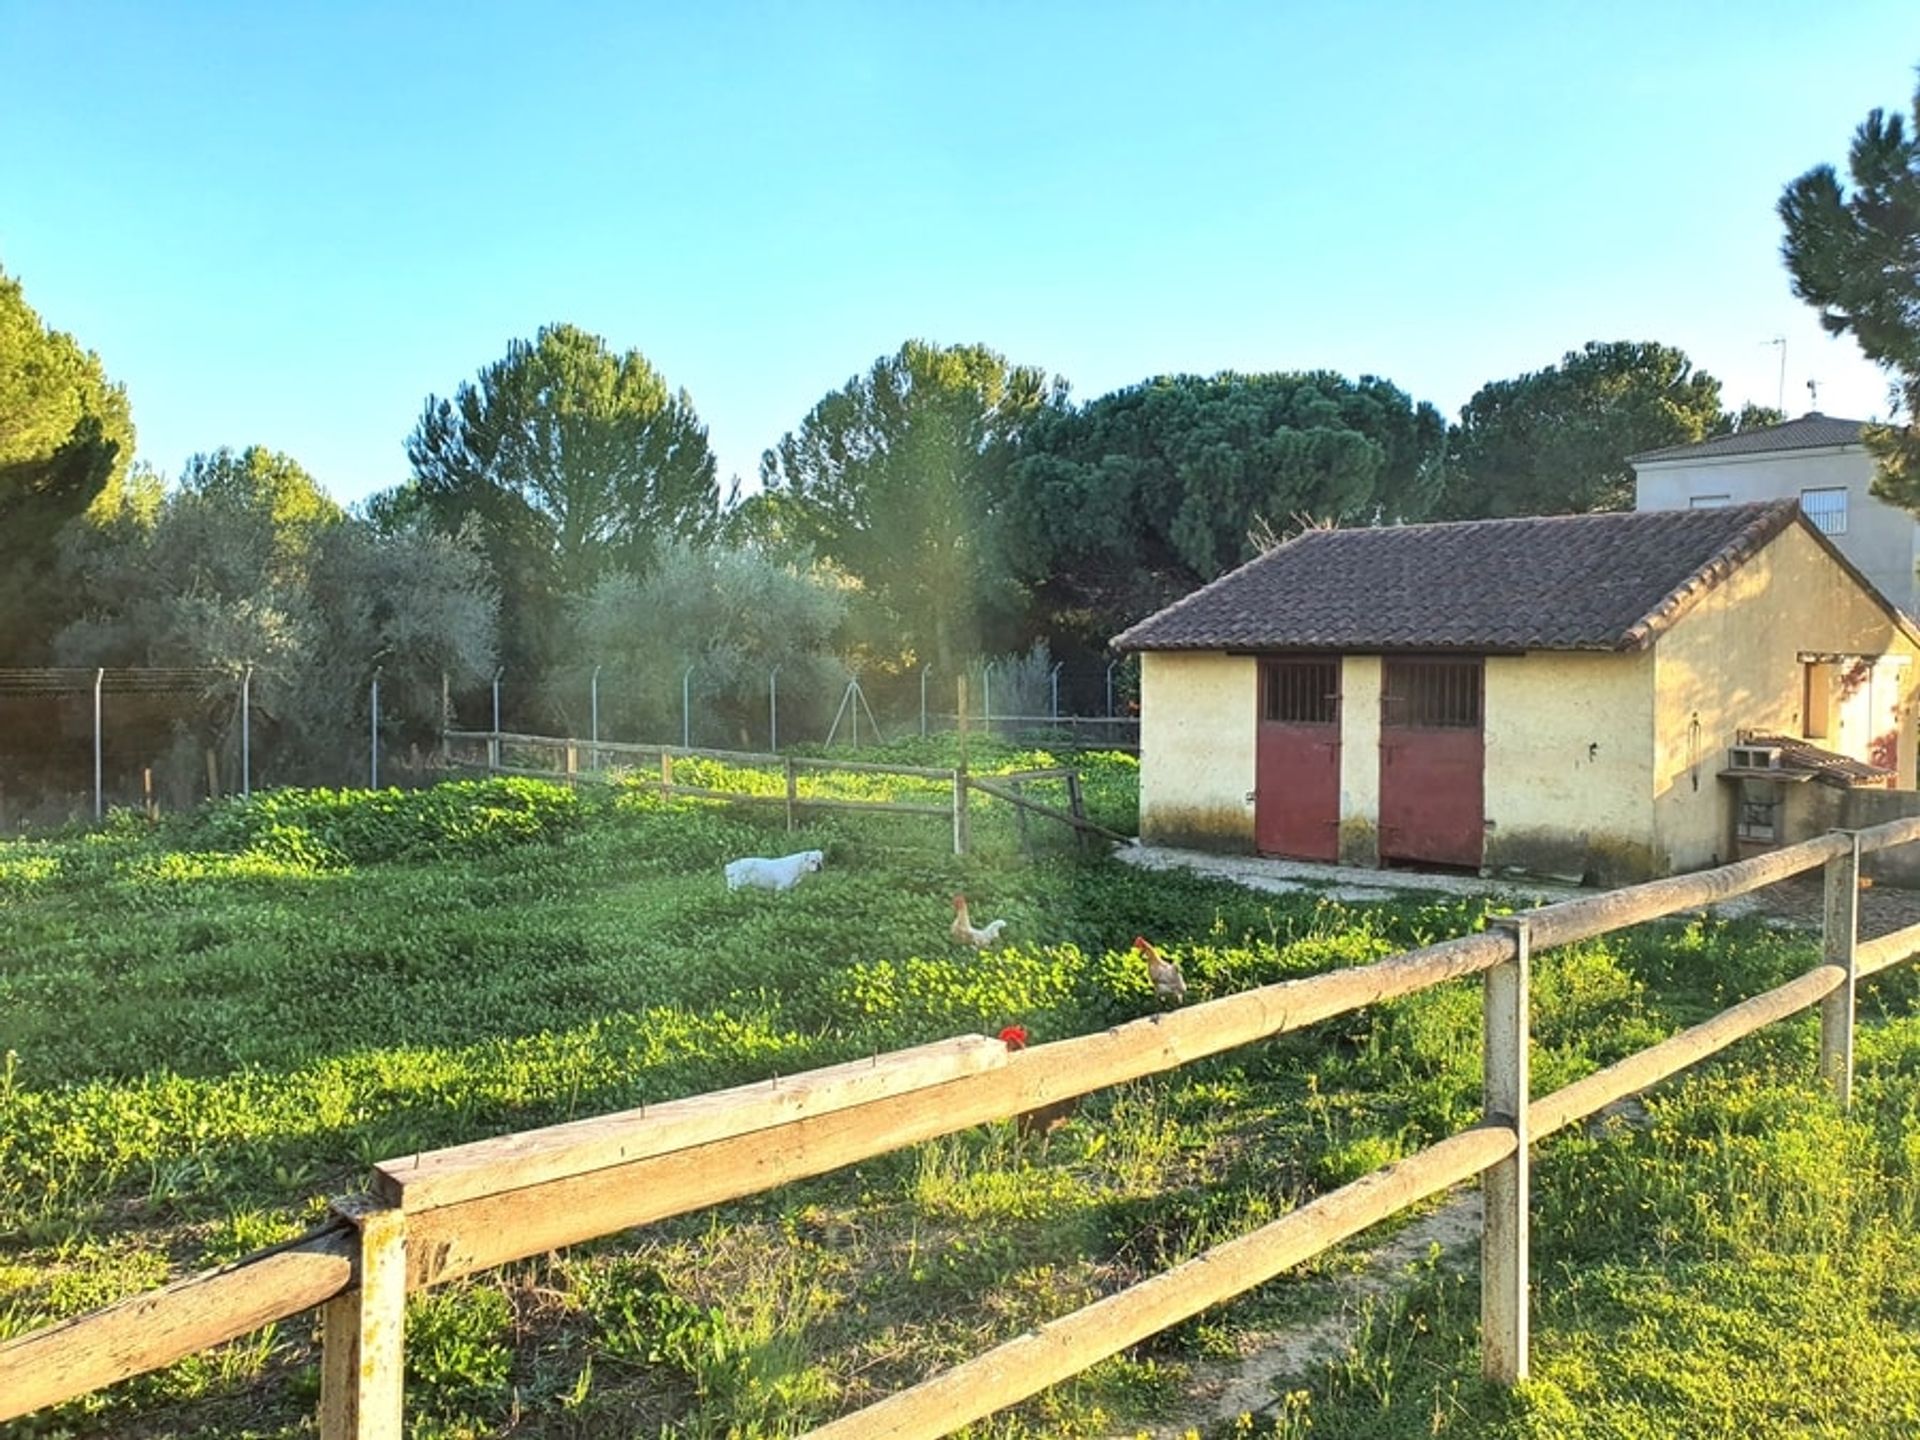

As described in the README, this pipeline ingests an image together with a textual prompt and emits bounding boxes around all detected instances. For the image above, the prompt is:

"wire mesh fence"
[0,649,1139,830]
[457,651,1141,758]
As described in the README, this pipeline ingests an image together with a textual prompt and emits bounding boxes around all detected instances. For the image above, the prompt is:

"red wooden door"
[1379,657,1485,868]
[1255,659,1341,861]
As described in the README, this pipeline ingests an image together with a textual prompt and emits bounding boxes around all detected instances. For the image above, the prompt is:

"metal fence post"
[982,663,993,740]
[1483,916,1531,1385]
[953,671,971,854]
[369,669,381,790]
[784,756,798,832]
[1106,660,1118,719]
[1050,661,1063,721]
[93,667,104,820]
[490,668,503,772]
[1821,831,1862,1108]
[590,664,601,767]
[318,1196,407,1439]
[921,665,931,738]
[241,665,253,798]
[682,665,694,749]
[770,664,781,752]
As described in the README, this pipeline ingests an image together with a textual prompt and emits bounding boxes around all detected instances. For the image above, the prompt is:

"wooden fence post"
[1821,830,1862,1108]
[953,767,970,856]
[660,749,674,796]
[1013,778,1032,857]
[785,757,798,832]
[318,1198,407,1440]
[563,744,578,787]
[1482,917,1530,1385]
[1066,772,1088,854]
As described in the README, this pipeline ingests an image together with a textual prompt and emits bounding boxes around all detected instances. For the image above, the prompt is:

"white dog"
[723,849,825,893]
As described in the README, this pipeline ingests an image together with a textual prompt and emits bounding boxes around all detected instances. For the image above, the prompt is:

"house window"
[1262,660,1338,725]
[1382,658,1482,729]
[1689,494,1731,509]
[1800,487,1848,535]
[1737,792,1780,842]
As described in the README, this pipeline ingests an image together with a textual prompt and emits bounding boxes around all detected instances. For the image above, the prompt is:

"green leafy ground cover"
[2,741,1918,1438]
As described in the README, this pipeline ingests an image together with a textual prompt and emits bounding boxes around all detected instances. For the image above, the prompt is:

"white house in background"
[1631,413,1920,615]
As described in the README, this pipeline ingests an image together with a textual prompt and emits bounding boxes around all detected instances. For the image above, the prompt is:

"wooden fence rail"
[439,729,1113,850]
[8,815,1920,1434]
[0,1225,356,1421]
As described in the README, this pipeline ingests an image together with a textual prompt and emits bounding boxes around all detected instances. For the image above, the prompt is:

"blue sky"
[4,2,1917,505]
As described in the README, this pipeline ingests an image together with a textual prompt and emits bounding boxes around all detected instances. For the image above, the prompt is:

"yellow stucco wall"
[1483,652,1657,883]
[1138,651,1257,849]
[1652,522,1920,871]
[1338,655,1382,865]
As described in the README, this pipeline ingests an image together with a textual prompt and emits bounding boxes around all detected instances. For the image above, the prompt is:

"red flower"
[998,1025,1030,1050]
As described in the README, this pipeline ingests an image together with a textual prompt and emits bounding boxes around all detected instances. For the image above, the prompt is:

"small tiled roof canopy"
[1737,733,1894,789]
[1114,501,1823,654]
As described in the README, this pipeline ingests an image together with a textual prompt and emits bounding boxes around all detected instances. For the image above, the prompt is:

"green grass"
[1227,1005,1920,1440]
[1,749,1917,1438]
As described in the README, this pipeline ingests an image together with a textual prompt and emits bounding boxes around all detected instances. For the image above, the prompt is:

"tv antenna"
[1762,337,1786,412]
[1806,377,1820,411]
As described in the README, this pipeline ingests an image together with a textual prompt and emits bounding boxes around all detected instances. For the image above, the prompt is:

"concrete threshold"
[1115,844,1585,905]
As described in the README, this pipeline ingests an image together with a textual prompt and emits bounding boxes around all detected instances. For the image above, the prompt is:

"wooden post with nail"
[317,1197,407,1439]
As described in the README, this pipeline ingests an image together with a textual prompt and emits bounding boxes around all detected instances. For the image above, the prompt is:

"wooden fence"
[3,819,1917,1435]
[440,727,1130,851]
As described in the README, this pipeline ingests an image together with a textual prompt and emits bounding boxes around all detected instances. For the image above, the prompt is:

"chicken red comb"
[998,1024,1029,1050]
[1132,936,1152,950]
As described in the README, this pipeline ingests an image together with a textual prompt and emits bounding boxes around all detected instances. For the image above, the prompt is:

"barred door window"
[1262,660,1338,725]
[1382,658,1482,729]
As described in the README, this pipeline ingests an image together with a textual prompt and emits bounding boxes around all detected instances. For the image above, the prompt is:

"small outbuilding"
[1113,500,1920,885]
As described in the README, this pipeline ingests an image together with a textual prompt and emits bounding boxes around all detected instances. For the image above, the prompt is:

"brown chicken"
[1133,936,1188,1003]
[999,1025,1076,1137]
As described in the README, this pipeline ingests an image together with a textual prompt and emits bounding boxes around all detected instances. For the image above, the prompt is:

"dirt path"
[1112,1190,1485,1439]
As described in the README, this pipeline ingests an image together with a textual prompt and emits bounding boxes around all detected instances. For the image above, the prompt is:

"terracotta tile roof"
[1112,501,1802,654]
[1629,412,1865,463]
[1741,733,1894,789]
